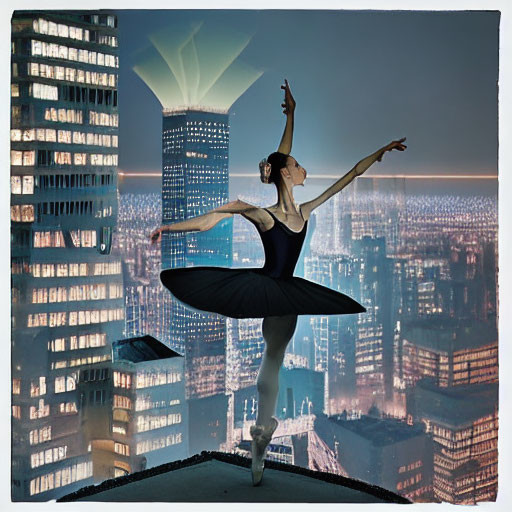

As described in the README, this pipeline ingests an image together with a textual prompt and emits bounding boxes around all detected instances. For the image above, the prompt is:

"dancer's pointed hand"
[149,227,163,245]
[377,137,407,162]
[281,79,296,115]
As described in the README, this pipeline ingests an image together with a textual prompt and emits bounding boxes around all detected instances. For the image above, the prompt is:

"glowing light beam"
[134,21,262,111]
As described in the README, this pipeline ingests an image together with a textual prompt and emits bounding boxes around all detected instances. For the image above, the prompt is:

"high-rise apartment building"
[395,319,498,390]
[11,11,122,501]
[327,414,434,502]
[78,335,188,481]
[406,380,498,504]
[304,252,360,413]
[226,317,264,393]
[352,237,394,411]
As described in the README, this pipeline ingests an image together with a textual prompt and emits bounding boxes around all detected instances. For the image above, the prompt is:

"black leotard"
[258,208,307,278]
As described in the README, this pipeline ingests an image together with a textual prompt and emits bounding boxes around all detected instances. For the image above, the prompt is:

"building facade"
[161,108,231,271]
[394,319,498,391]
[11,11,122,501]
[78,335,188,481]
[328,414,434,502]
[352,237,394,411]
[406,380,498,504]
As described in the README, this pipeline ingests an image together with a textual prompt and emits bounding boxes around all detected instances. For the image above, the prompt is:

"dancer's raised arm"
[277,79,295,155]
[150,200,270,244]
[300,138,406,219]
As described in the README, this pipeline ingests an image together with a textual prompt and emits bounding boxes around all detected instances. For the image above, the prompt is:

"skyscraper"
[161,108,231,400]
[352,236,394,411]
[406,380,498,504]
[161,108,231,270]
[78,335,188,481]
[11,11,122,501]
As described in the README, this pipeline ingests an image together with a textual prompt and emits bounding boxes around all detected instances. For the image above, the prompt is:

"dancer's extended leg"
[256,314,298,427]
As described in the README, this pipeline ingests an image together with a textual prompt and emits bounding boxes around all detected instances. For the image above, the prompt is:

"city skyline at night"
[7,4,504,506]
[113,179,498,503]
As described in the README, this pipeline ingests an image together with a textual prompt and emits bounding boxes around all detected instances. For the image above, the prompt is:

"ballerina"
[150,80,406,485]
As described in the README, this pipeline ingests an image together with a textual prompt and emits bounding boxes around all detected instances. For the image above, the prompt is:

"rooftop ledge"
[58,450,411,504]
[163,106,229,116]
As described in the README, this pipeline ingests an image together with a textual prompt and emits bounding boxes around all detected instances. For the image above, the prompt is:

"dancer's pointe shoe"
[250,417,278,486]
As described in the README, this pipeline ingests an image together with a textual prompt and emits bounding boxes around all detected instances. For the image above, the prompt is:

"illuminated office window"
[113,395,132,409]
[30,83,58,101]
[114,442,130,456]
[74,153,87,165]
[12,378,21,395]
[23,176,34,194]
[10,129,21,141]
[10,205,34,222]
[11,176,22,194]
[58,402,77,414]
[33,231,65,248]
[113,371,131,389]
[29,426,51,445]
[58,130,72,144]
[11,151,35,166]
[10,206,21,222]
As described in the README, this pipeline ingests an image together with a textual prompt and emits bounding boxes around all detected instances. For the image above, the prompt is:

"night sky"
[117,9,499,182]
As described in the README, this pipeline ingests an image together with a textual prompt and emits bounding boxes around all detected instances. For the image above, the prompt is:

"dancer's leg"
[256,314,298,427]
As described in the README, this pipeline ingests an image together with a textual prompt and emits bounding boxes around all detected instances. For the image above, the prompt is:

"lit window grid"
[11,150,118,167]
[27,62,117,87]
[11,127,118,147]
[11,12,120,503]
[31,17,117,47]
[429,412,498,503]
[161,112,231,399]
[135,432,183,455]
[27,308,124,328]
[31,39,118,68]
[29,461,93,496]
[20,261,121,277]
[48,333,107,352]
[31,283,123,304]
[50,354,111,370]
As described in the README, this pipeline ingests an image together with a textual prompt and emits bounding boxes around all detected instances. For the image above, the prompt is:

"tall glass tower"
[10,11,122,501]
[161,108,232,399]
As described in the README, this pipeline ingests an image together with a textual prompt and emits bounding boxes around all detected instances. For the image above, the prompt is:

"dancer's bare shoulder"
[215,200,273,231]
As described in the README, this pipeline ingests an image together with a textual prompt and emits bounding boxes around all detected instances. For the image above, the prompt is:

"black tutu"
[160,208,366,319]
[160,267,365,319]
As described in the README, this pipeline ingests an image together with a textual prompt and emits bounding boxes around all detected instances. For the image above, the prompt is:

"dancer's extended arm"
[150,200,270,244]
[277,79,295,155]
[300,138,406,219]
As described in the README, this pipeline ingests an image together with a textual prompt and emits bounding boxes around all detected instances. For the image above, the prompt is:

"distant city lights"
[119,171,498,180]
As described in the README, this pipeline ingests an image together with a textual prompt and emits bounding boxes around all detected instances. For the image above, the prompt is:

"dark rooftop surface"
[112,335,182,363]
[410,379,498,426]
[402,318,497,353]
[330,415,425,446]
[57,451,411,504]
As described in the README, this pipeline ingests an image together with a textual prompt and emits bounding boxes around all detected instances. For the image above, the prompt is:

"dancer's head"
[259,152,306,187]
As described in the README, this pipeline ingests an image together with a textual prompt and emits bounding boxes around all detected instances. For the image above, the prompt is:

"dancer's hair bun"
[259,158,272,184]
